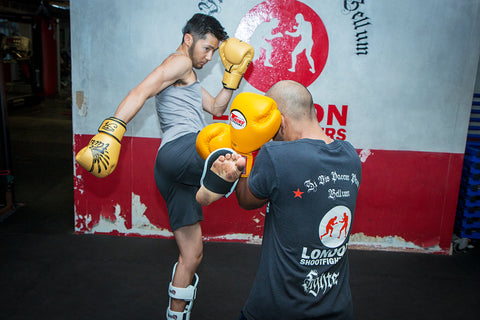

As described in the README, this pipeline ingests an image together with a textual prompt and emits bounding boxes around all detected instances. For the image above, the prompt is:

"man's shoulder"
[335,139,355,149]
[161,52,193,71]
[335,139,358,154]
[165,51,189,61]
[261,140,289,152]
[156,52,195,85]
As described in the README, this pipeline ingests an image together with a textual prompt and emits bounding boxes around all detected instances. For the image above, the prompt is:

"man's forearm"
[212,87,234,117]
[114,87,149,123]
[235,177,268,210]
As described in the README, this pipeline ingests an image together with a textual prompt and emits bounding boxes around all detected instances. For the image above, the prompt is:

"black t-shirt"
[242,139,362,320]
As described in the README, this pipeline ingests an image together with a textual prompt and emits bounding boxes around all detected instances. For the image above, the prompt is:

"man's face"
[189,33,219,69]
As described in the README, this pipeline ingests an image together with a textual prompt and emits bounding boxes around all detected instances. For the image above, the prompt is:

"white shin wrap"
[166,263,199,320]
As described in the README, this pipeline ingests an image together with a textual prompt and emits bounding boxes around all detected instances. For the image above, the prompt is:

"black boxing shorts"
[154,132,204,231]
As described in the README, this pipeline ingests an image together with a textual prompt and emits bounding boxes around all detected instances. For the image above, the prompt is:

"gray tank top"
[155,80,206,148]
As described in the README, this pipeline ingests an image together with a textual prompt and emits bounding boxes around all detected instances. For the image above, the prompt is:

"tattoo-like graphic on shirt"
[302,269,340,297]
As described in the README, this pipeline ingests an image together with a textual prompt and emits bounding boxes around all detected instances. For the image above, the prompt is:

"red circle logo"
[235,0,329,92]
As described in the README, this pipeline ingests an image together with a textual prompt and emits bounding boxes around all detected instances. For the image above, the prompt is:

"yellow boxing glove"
[219,38,254,90]
[196,122,232,160]
[75,117,126,178]
[229,92,281,176]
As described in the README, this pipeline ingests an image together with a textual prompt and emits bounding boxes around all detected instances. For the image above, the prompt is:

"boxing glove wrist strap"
[98,117,127,143]
[222,72,243,90]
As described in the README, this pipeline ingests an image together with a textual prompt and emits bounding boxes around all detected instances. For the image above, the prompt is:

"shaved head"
[266,80,316,121]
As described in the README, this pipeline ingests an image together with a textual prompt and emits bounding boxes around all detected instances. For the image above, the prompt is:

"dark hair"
[182,13,228,42]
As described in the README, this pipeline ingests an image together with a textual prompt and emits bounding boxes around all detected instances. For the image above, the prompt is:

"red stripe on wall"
[74,135,463,254]
[353,149,463,253]
[73,135,266,240]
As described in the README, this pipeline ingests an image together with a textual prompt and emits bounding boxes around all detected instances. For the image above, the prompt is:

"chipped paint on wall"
[75,91,87,116]
[130,193,173,237]
[203,233,263,244]
[73,174,84,195]
[75,212,92,232]
[132,193,148,227]
[252,211,265,224]
[91,204,128,233]
[359,149,372,163]
[349,232,444,254]
[75,193,173,237]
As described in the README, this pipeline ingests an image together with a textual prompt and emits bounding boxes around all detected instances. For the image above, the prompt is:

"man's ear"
[278,114,287,139]
[280,114,287,132]
[184,33,193,47]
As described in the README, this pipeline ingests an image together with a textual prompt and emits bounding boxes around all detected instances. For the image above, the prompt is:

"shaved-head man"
[236,80,362,319]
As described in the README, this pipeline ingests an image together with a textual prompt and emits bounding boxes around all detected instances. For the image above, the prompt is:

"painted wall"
[71,0,480,254]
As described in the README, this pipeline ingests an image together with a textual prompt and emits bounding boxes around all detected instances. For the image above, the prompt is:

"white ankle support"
[166,308,190,320]
[166,263,199,319]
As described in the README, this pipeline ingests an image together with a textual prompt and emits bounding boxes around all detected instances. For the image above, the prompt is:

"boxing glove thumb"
[196,122,232,160]
[75,117,126,178]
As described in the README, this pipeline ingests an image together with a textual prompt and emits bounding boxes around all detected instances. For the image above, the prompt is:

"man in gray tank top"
[105,14,252,319]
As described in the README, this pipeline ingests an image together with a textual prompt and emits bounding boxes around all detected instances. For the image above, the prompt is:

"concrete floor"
[1,94,480,319]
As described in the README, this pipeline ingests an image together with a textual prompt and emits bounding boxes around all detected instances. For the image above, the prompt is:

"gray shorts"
[154,132,205,231]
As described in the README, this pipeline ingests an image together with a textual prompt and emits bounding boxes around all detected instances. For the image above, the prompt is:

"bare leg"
[196,153,245,206]
[170,222,203,312]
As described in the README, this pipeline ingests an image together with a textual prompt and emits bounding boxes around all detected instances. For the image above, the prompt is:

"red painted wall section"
[352,149,463,253]
[74,135,266,242]
[74,135,463,254]
[130,137,167,232]
[74,135,133,234]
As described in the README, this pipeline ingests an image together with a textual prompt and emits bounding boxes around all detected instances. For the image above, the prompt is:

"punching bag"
[41,18,57,96]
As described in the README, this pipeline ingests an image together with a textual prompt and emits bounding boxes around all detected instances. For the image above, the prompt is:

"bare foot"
[211,153,245,182]
[196,153,246,206]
